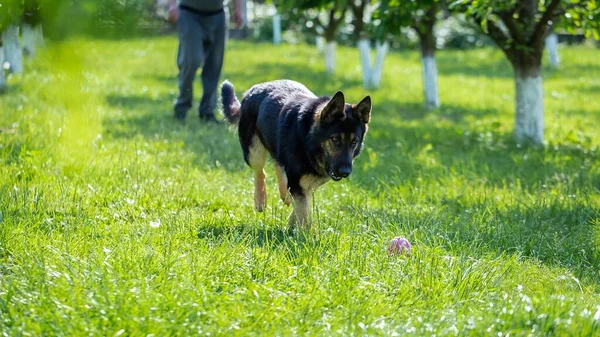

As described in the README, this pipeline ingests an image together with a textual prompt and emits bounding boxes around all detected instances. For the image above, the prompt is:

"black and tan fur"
[220,79,371,228]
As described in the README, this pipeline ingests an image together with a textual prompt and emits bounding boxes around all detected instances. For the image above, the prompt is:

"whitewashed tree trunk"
[34,24,44,48]
[272,14,281,45]
[515,75,544,144]
[241,0,248,27]
[358,39,388,89]
[357,38,371,88]
[422,55,439,109]
[371,41,388,88]
[3,25,23,74]
[0,46,6,91]
[324,41,336,74]
[22,23,36,56]
[545,33,559,68]
[316,36,325,54]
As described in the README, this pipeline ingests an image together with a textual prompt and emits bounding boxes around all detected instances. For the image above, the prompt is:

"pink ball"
[387,237,412,256]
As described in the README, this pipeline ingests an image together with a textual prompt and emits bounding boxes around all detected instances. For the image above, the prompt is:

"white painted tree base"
[272,14,281,45]
[0,46,6,91]
[22,23,36,56]
[515,75,544,144]
[34,24,44,47]
[358,39,371,88]
[371,41,388,88]
[422,56,440,108]
[324,41,336,74]
[358,39,388,89]
[3,25,23,74]
[316,36,325,54]
[545,33,560,68]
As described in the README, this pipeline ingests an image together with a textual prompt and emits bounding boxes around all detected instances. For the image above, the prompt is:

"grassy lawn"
[1,36,599,336]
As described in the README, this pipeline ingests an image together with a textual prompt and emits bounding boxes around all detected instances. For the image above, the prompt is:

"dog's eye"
[331,136,341,144]
[351,139,359,146]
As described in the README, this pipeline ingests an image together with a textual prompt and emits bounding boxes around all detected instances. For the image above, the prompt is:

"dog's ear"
[354,95,371,124]
[320,91,346,123]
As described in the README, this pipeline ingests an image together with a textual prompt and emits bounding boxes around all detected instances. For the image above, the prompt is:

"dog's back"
[221,80,318,164]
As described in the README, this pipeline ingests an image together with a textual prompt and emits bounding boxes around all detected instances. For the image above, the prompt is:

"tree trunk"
[34,24,44,47]
[357,38,371,88]
[272,13,281,45]
[545,32,559,68]
[241,0,248,27]
[371,40,388,88]
[3,25,23,74]
[422,55,439,109]
[0,45,6,91]
[22,23,36,57]
[514,66,544,145]
[324,41,336,74]
[316,36,325,54]
[418,27,439,109]
[358,39,388,89]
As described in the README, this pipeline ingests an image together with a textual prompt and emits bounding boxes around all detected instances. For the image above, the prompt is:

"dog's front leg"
[288,193,311,229]
[275,165,292,206]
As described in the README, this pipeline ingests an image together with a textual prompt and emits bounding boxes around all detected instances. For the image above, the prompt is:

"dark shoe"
[199,114,222,125]
[174,110,187,121]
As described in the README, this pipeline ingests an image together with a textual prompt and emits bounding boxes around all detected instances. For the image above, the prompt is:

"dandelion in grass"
[150,219,161,228]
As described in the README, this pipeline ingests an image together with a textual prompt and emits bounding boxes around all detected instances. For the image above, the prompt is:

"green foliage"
[436,15,494,48]
[1,37,600,335]
[452,0,600,43]
[22,0,42,26]
[374,0,442,36]
[0,0,23,32]
[14,0,162,40]
[274,0,347,11]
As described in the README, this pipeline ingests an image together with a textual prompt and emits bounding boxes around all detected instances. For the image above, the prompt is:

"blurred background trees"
[0,0,598,144]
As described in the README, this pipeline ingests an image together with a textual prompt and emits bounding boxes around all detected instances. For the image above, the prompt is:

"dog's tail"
[220,80,241,125]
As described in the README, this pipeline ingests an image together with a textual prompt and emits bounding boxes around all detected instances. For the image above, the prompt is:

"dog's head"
[312,91,371,181]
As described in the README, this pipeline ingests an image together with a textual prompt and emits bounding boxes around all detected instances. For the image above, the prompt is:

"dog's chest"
[299,174,330,193]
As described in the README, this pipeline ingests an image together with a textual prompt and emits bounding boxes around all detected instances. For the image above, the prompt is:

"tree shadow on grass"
[348,116,599,193]
[198,223,292,246]
[103,93,248,172]
[567,83,600,95]
[364,199,600,284]
[390,101,500,121]
[196,222,324,259]
[0,82,24,96]
[435,50,513,79]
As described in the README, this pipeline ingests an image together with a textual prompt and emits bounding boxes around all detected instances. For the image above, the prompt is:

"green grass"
[1,36,600,336]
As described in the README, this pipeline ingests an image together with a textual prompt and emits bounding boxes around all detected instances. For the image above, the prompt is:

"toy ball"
[387,237,411,256]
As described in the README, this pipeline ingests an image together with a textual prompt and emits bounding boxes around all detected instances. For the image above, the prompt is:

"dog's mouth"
[328,170,343,181]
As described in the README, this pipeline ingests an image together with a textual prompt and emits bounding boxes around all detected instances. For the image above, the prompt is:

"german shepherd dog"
[220,80,371,228]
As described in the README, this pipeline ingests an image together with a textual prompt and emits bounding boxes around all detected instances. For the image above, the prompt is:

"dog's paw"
[254,200,266,212]
[254,195,267,212]
[280,189,292,206]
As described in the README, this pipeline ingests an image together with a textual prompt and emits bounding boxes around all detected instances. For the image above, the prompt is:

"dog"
[220,79,371,228]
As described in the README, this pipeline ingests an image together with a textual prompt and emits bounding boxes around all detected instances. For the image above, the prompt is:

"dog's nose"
[337,166,352,178]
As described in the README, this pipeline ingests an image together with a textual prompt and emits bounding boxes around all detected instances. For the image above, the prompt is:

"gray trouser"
[174,7,226,117]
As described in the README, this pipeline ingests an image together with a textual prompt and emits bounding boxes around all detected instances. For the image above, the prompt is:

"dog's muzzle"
[328,166,351,181]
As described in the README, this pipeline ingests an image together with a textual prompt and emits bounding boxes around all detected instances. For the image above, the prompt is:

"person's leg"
[198,11,226,119]
[174,9,204,119]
